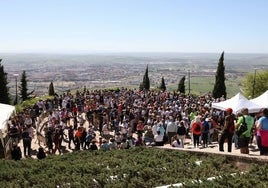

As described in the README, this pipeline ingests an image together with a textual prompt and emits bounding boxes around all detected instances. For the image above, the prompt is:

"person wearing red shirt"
[191,116,202,148]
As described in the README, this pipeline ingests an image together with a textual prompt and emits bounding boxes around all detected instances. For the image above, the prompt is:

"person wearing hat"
[219,108,236,152]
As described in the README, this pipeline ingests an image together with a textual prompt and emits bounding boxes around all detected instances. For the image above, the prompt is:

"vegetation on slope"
[1,147,266,187]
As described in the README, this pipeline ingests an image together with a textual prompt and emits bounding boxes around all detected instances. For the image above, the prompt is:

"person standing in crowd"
[201,117,210,148]
[11,143,22,160]
[219,108,236,152]
[53,128,62,155]
[191,116,202,148]
[24,114,33,128]
[256,108,268,155]
[21,126,32,157]
[89,139,98,151]
[8,121,19,145]
[102,122,110,140]
[154,130,164,146]
[177,120,187,146]
[74,127,83,150]
[108,138,117,150]
[143,126,154,145]
[236,108,254,154]
[136,120,144,138]
[68,125,75,149]
[166,116,177,145]
[233,112,243,149]
[37,147,46,159]
[208,116,215,144]
[45,127,54,154]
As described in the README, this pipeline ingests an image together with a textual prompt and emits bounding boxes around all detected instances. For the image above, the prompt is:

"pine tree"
[177,76,186,94]
[48,82,55,96]
[212,51,226,99]
[140,65,150,91]
[159,77,166,91]
[19,70,34,102]
[0,59,10,104]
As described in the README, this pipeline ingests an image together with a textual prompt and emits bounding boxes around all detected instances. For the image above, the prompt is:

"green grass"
[169,76,241,97]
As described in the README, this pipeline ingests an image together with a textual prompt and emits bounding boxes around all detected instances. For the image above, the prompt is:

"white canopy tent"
[211,92,262,114]
[0,103,15,148]
[0,103,15,133]
[250,90,268,108]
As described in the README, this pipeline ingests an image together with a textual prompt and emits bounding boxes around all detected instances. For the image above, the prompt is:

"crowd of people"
[6,88,268,160]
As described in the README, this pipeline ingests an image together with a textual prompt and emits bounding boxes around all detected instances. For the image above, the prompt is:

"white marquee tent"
[211,92,262,114]
[250,90,268,108]
[0,103,15,147]
[0,103,15,133]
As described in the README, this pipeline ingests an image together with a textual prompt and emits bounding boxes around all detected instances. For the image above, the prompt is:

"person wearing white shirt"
[154,130,164,146]
[171,135,184,148]
[152,122,158,136]
[166,116,177,145]
[24,115,33,128]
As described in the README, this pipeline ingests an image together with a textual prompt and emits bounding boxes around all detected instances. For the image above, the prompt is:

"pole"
[252,68,257,98]
[188,70,190,95]
[13,74,19,105]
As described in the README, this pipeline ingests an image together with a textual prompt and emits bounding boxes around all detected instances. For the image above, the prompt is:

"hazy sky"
[1,0,268,54]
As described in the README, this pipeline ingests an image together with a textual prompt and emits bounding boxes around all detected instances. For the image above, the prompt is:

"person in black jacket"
[219,108,236,152]
[37,147,46,159]
[177,120,187,146]
[11,143,22,160]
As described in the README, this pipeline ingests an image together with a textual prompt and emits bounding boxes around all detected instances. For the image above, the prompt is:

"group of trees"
[139,51,268,99]
[139,52,227,98]
[0,59,34,105]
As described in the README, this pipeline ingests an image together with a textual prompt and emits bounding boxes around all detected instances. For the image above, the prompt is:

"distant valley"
[1,52,268,97]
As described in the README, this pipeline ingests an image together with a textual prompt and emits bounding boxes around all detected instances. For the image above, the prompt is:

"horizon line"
[1,51,268,55]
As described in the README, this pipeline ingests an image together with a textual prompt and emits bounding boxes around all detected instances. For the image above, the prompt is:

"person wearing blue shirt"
[256,108,268,155]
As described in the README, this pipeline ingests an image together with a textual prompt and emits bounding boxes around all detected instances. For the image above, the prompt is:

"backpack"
[236,116,248,137]
[194,123,201,132]
[203,122,209,133]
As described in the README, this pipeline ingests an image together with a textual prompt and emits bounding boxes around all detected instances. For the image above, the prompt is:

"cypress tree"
[19,70,34,102]
[48,82,55,96]
[177,76,186,94]
[159,77,166,91]
[212,51,226,99]
[140,65,150,90]
[0,59,10,104]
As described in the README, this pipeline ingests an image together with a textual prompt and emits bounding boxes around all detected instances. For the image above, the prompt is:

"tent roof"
[0,103,15,133]
[250,90,268,108]
[211,92,262,114]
